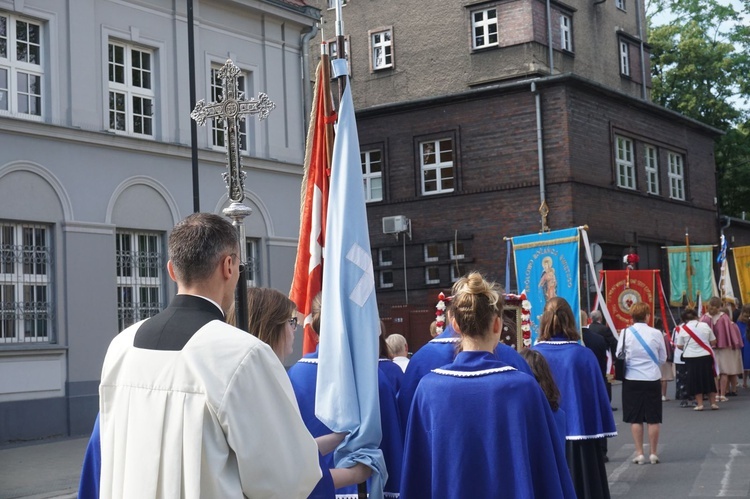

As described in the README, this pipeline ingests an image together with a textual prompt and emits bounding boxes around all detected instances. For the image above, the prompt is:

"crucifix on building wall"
[190,59,276,331]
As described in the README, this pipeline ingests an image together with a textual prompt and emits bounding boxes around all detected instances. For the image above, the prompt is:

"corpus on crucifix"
[190,59,276,332]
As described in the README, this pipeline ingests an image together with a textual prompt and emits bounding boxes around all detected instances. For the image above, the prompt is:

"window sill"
[471,44,500,54]
[0,344,67,356]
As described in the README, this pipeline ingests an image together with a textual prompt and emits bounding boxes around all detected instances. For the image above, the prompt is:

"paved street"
[1,382,749,498]
[606,381,750,497]
[0,435,87,499]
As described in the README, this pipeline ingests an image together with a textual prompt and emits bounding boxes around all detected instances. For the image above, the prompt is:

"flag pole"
[335,0,347,100]
[685,227,694,308]
[334,5,370,497]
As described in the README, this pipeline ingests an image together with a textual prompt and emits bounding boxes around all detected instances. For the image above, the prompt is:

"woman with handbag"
[674,307,718,411]
[616,302,667,465]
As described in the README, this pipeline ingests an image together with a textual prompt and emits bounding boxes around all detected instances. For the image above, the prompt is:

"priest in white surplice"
[98,213,321,498]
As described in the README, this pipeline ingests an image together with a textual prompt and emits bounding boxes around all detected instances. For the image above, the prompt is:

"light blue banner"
[512,228,581,344]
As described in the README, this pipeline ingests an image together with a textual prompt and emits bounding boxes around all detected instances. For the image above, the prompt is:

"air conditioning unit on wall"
[382,215,408,234]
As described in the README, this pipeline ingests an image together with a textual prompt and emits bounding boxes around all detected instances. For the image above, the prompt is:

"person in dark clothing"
[581,310,611,462]
[590,309,618,409]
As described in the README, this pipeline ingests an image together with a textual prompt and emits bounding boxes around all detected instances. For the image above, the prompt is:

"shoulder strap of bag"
[630,326,659,365]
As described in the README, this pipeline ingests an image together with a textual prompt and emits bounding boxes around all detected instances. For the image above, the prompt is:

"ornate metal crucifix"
[190,59,276,203]
[190,59,276,332]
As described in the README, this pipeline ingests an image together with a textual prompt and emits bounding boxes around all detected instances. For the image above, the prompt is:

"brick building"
[309,0,723,346]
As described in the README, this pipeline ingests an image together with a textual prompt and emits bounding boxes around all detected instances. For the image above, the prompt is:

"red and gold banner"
[602,270,658,331]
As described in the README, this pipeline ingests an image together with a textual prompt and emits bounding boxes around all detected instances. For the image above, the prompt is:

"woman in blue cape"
[287,300,403,498]
[533,297,617,499]
[401,273,576,498]
[397,297,533,433]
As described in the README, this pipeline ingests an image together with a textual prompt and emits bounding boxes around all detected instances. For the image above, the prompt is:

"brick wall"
[360,77,720,311]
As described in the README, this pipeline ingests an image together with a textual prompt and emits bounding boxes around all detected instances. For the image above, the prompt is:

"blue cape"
[378,358,403,394]
[78,414,101,499]
[287,351,403,497]
[401,351,576,499]
[533,341,617,439]
[397,324,532,429]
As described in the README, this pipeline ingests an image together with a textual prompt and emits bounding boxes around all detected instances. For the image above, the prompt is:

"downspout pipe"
[532,81,547,220]
[300,23,319,132]
[635,0,647,99]
[546,0,554,74]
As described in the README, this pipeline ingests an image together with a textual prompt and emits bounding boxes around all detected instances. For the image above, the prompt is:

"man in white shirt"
[98,213,320,498]
[386,333,410,372]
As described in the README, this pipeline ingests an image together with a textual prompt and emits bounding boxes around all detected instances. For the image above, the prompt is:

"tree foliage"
[647,0,750,217]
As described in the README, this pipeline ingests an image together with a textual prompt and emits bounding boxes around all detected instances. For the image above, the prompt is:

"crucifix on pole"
[190,59,276,332]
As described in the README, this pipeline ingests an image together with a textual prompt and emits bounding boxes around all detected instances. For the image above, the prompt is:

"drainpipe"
[300,23,319,132]
[532,81,549,231]
[546,0,554,74]
[635,0,647,99]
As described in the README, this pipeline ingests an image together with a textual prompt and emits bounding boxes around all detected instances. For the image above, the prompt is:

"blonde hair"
[629,302,650,322]
[450,272,503,338]
[386,333,408,356]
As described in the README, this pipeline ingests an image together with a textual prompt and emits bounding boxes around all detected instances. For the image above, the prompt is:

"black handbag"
[614,328,627,381]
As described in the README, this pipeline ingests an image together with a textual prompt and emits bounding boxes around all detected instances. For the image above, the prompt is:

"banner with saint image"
[512,228,580,344]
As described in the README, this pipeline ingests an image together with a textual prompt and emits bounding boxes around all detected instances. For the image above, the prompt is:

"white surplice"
[99,319,321,498]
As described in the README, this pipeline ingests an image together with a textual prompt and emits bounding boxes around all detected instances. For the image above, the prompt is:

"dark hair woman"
[533,296,617,499]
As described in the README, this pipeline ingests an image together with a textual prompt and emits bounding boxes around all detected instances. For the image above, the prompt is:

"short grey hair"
[590,310,603,323]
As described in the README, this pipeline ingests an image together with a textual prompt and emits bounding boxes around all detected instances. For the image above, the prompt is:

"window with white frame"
[0,13,43,117]
[116,231,164,331]
[108,41,154,136]
[645,145,659,195]
[668,151,685,200]
[449,241,465,260]
[472,8,498,49]
[615,135,635,189]
[619,41,630,76]
[370,29,393,70]
[424,243,439,263]
[211,65,248,152]
[421,138,455,195]
[378,248,392,266]
[380,270,393,288]
[615,0,626,11]
[425,266,440,285]
[245,238,259,288]
[362,150,383,202]
[0,222,53,344]
[560,14,572,52]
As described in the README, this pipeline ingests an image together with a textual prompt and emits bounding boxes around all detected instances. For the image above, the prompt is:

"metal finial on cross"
[190,59,276,203]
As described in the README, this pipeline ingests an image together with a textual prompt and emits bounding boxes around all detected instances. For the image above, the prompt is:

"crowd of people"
[82,213,750,498]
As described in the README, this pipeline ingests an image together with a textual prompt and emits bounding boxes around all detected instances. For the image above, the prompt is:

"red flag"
[290,50,335,354]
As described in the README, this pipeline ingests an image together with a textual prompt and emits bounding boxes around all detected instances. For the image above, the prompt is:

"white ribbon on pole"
[580,227,619,339]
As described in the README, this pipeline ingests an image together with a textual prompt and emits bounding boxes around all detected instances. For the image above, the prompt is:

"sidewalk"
[0,436,88,499]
